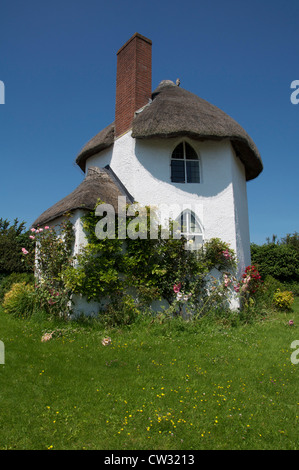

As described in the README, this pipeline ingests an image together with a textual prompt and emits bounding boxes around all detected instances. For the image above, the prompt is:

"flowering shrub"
[233,265,263,296]
[203,238,236,271]
[162,271,238,321]
[21,220,74,318]
[273,289,294,311]
[172,282,193,316]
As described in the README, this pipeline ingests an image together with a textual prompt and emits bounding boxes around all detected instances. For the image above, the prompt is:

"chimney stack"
[115,33,152,138]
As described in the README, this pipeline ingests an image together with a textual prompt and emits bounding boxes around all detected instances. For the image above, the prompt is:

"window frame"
[170,141,200,184]
[177,209,204,250]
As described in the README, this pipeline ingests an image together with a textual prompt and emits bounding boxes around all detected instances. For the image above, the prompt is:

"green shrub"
[251,242,299,283]
[0,218,34,274]
[99,293,140,327]
[0,272,35,302]
[2,282,36,317]
[273,289,294,311]
[63,205,237,316]
[262,275,284,297]
[281,281,299,297]
[203,237,236,270]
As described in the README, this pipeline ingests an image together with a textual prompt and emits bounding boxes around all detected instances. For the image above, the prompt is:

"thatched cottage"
[33,33,263,313]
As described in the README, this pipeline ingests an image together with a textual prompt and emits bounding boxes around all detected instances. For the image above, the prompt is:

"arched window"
[177,210,203,250]
[171,142,200,183]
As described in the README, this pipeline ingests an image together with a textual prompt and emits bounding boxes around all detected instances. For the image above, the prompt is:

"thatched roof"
[76,80,262,180]
[32,166,133,227]
[132,81,263,181]
[76,123,115,173]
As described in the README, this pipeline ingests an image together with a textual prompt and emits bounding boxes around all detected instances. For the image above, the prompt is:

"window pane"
[186,161,200,183]
[180,212,187,232]
[171,160,185,182]
[172,143,184,159]
[185,143,198,160]
[190,213,197,231]
[186,234,203,251]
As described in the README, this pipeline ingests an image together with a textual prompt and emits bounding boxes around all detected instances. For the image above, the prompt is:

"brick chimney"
[115,33,152,138]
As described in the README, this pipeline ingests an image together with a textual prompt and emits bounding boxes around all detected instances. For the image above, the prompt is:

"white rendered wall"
[85,131,250,274]
[230,149,251,275]
[41,209,89,257]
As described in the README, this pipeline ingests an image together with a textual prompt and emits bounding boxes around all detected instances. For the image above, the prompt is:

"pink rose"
[173,282,182,293]
[222,249,231,260]
[22,248,29,255]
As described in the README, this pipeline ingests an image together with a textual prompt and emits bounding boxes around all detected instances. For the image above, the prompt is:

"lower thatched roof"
[32,166,133,228]
[76,81,263,180]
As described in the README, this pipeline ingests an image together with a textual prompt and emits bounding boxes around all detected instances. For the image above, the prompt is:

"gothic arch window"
[177,210,203,250]
[171,142,200,183]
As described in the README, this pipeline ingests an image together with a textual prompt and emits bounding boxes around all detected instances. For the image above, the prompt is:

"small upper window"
[171,142,200,183]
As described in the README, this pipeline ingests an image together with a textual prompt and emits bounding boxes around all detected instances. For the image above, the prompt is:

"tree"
[0,218,34,274]
[251,232,299,283]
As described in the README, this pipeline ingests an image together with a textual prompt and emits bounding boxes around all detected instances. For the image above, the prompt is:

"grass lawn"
[0,298,299,450]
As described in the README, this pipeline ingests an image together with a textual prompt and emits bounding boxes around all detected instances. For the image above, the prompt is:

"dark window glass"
[185,143,198,160]
[186,161,200,183]
[172,142,184,159]
[171,142,200,183]
[171,160,185,182]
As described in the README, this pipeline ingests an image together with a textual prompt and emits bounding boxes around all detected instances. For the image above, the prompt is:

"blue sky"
[0,0,298,244]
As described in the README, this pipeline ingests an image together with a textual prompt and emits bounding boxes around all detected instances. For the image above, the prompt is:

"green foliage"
[251,233,299,283]
[273,232,299,251]
[273,289,294,310]
[203,237,236,271]
[35,221,74,281]
[22,220,75,318]
[98,292,140,327]
[2,282,36,317]
[281,281,299,296]
[0,272,35,301]
[0,218,34,274]
[62,204,237,323]
[63,210,124,302]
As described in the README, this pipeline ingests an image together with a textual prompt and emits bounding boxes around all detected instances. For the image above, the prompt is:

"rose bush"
[21,219,74,318]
